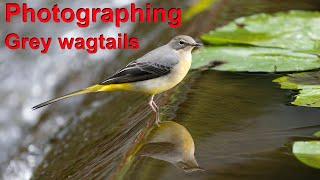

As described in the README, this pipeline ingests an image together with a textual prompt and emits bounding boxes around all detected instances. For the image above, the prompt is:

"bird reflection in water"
[137,121,203,172]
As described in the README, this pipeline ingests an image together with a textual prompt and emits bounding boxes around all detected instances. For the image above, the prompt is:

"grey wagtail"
[32,35,201,125]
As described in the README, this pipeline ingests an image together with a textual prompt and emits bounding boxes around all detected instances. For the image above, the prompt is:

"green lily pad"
[273,71,320,107]
[201,29,274,46]
[293,141,320,169]
[193,11,320,72]
[192,46,320,72]
[298,49,320,56]
[293,88,320,107]
[202,11,320,51]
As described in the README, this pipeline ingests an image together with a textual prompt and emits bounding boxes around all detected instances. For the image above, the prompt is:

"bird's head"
[168,35,202,51]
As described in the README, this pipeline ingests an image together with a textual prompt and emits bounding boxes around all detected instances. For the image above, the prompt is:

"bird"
[32,35,202,125]
[137,121,203,172]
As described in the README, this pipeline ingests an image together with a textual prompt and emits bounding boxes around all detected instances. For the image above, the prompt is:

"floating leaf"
[273,71,320,107]
[202,11,320,51]
[193,11,320,72]
[201,29,274,46]
[298,49,320,56]
[293,141,320,169]
[293,88,320,107]
[192,46,320,72]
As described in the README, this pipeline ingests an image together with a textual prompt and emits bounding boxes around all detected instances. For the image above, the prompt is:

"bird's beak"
[192,43,203,47]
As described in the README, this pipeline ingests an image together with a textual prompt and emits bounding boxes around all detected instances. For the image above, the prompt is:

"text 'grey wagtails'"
[32,35,202,125]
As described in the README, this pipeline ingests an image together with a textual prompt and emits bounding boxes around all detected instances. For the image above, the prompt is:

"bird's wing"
[100,60,177,85]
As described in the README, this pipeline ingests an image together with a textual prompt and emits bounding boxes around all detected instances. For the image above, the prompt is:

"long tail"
[32,83,133,110]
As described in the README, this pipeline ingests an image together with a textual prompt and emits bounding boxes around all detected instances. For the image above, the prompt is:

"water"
[32,71,320,179]
[123,72,320,179]
[1,0,320,179]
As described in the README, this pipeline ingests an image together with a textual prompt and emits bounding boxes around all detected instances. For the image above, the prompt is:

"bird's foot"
[154,118,161,127]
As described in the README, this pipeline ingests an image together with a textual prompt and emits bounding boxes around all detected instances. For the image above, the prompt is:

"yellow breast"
[134,50,192,95]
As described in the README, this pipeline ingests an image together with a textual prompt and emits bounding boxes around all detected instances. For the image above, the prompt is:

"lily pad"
[273,71,320,107]
[192,46,320,72]
[202,11,320,51]
[193,11,320,72]
[293,141,320,169]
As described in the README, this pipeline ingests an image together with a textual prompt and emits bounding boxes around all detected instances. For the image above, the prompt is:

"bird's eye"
[179,40,185,45]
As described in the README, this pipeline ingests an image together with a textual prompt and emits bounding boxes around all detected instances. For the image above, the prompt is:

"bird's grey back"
[99,44,179,85]
[136,44,179,66]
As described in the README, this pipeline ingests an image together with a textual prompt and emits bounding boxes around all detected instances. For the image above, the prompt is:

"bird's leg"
[152,100,160,125]
[148,95,160,126]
